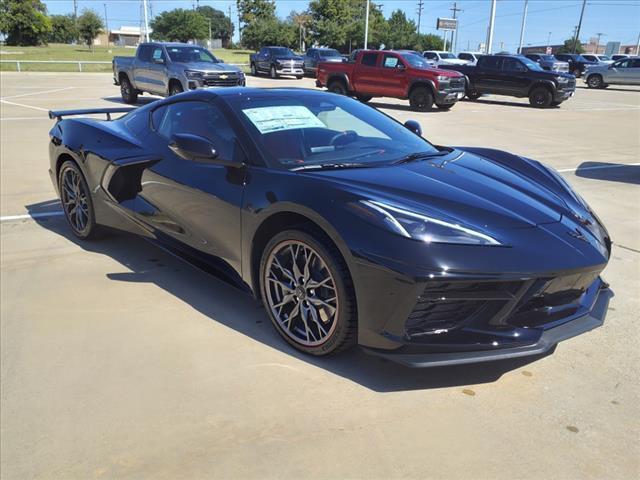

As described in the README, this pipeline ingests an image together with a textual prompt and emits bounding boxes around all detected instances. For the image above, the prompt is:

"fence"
[0,60,249,72]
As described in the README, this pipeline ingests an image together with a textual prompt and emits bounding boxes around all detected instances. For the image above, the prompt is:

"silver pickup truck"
[113,42,245,104]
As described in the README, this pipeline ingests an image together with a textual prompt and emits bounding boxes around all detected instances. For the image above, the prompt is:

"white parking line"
[0,86,74,100]
[0,99,49,112]
[1,211,65,222]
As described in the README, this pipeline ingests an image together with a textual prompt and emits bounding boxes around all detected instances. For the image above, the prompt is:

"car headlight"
[357,200,502,246]
[556,76,569,83]
[436,75,450,82]
[238,70,245,78]
[185,70,204,79]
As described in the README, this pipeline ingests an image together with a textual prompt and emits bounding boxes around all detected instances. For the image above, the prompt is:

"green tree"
[196,6,234,47]
[412,33,444,52]
[287,10,312,51]
[556,37,585,54]
[0,0,51,46]
[48,14,78,44]
[77,9,104,51]
[242,17,296,50]
[384,10,416,50]
[236,0,276,24]
[150,9,209,43]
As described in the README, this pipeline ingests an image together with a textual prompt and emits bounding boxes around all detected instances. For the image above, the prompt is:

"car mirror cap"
[404,120,422,136]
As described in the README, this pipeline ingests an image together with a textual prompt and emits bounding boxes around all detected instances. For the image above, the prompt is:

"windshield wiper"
[290,162,369,172]
[392,150,451,165]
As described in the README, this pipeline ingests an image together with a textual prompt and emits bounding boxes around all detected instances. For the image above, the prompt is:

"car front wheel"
[120,76,138,104]
[529,87,552,108]
[409,87,434,111]
[327,80,348,95]
[587,74,603,88]
[260,230,357,356]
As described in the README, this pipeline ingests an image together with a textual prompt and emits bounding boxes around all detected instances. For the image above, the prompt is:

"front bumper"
[435,80,466,105]
[363,280,612,367]
[276,67,304,75]
[187,74,246,90]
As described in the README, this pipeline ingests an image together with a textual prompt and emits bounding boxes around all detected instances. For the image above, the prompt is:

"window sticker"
[242,106,326,134]
[384,56,399,68]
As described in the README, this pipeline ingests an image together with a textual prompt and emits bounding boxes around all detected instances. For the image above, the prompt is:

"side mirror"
[404,120,422,136]
[169,133,218,162]
[396,63,406,70]
[154,57,165,65]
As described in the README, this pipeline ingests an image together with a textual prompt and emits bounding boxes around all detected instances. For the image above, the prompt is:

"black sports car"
[48,88,612,367]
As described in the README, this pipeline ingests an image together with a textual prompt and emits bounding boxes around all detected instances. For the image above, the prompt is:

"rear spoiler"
[48,107,136,121]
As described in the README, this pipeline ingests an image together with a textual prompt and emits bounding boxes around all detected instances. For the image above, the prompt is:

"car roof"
[156,87,331,103]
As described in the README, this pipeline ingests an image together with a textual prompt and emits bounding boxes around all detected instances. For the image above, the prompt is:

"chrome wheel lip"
[264,240,339,347]
[60,168,90,234]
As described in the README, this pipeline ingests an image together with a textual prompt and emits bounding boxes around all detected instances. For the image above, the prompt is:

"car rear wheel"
[529,87,552,108]
[251,63,258,76]
[296,75,303,79]
[260,230,357,356]
[120,76,138,104]
[270,65,278,79]
[327,80,348,95]
[58,161,99,240]
[587,74,603,88]
[466,91,482,101]
[356,95,372,103]
[409,87,434,111]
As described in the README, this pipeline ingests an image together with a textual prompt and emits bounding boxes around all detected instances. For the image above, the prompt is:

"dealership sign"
[437,18,458,31]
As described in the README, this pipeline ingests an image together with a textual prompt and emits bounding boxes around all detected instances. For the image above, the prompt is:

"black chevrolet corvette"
[48,88,612,367]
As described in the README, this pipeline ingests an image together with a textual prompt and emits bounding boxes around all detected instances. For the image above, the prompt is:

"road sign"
[604,41,621,56]
[437,18,458,31]
[546,46,552,54]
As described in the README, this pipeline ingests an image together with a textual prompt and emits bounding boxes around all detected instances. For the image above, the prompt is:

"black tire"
[58,160,99,240]
[466,91,482,101]
[120,75,138,104]
[436,103,454,110]
[296,75,303,80]
[270,65,278,79]
[572,68,581,77]
[529,87,552,108]
[250,62,258,76]
[587,74,603,89]
[356,95,372,103]
[327,80,348,95]
[260,229,357,356]
[409,86,434,111]
[169,81,183,96]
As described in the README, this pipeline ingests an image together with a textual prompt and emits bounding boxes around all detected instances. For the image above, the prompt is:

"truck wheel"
[169,82,183,96]
[270,65,278,79]
[587,74,603,88]
[296,75,303,80]
[327,80,347,96]
[251,63,258,76]
[466,91,481,101]
[356,95,372,103]
[409,87,434,111]
[120,76,138,104]
[436,103,454,110]
[571,68,581,77]
[529,87,552,108]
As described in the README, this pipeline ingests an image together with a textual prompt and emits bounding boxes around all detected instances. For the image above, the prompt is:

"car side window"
[383,55,400,68]
[361,53,378,66]
[615,59,631,68]
[459,53,471,61]
[151,47,164,63]
[424,52,436,60]
[157,101,239,162]
[138,45,152,62]
[503,58,526,72]
[481,56,501,69]
[151,105,167,130]
[630,59,640,68]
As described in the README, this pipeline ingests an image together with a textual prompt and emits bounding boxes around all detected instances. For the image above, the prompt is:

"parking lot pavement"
[1,72,639,479]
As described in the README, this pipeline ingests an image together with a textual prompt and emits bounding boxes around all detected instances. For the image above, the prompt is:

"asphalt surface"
[1,72,639,480]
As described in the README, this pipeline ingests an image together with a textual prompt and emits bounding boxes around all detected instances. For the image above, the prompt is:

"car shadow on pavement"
[368,101,450,113]
[27,200,552,393]
[575,162,640,185]
[462,97,559,109]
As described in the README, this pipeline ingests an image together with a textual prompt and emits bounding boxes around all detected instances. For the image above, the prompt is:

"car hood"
[439,58,469,65]
[176,61,241,73]
[311,147,595,233]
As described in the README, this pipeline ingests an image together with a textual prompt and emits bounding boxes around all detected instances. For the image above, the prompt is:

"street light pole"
[485,0,497,54]
[517,0,528,54]
[142,0,150,42]
[103,3,109,45]
[364,0,370,49]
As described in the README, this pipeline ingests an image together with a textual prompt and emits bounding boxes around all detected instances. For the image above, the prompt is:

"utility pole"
[364,0,370,49]
[228,5,233,47]
[73,0,78,18]
[517,0,528,54]
[103,4,109,44]
[595,33,604,53]
[142,0,150,42]
[636,31,640,56]
[450,2,462,54]
[485,0,497,54]
[572,0,587,53]
[416,0,424,35]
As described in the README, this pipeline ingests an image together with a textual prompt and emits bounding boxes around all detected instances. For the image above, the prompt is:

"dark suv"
[554,53,597,77]
[525,53,569,72]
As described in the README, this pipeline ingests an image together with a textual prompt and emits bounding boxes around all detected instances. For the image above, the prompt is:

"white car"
[457,52,485,64]
[582,54,614,65]
[423,50,470,66]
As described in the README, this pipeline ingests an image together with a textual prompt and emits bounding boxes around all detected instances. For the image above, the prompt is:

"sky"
[42,0,640,52]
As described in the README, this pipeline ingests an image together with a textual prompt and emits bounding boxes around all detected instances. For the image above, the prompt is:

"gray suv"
[584,57,640,88]
[113,42,245,104]
[302,48,343,76]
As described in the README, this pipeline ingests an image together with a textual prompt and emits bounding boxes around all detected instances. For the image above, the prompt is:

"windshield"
[399,53,432,69]
[318,49,341,57]
[271,47,295,57]
[166,46,218,63]
[540,55,555,61]
[440,53,456,59]
[598,55,610,61]
[227,94,438,169]
[519,56,543,71]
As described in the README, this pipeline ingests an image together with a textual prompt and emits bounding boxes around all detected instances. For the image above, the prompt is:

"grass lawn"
[0,43,254,72]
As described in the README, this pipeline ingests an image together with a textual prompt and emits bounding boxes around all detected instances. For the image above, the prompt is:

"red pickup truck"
[315,50,466,111]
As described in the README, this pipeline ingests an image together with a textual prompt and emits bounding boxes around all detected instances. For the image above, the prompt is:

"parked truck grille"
[448,78,465,89]
[202,73,241,87]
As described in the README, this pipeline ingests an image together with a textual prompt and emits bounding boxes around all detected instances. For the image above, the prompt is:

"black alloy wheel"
[260,230,356,356]
[529,87,552,108]
[587,74,603,88]
[327,80,347,95]
[409,87,434,111]
[120,76,138,104]
[58,161,98,239]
